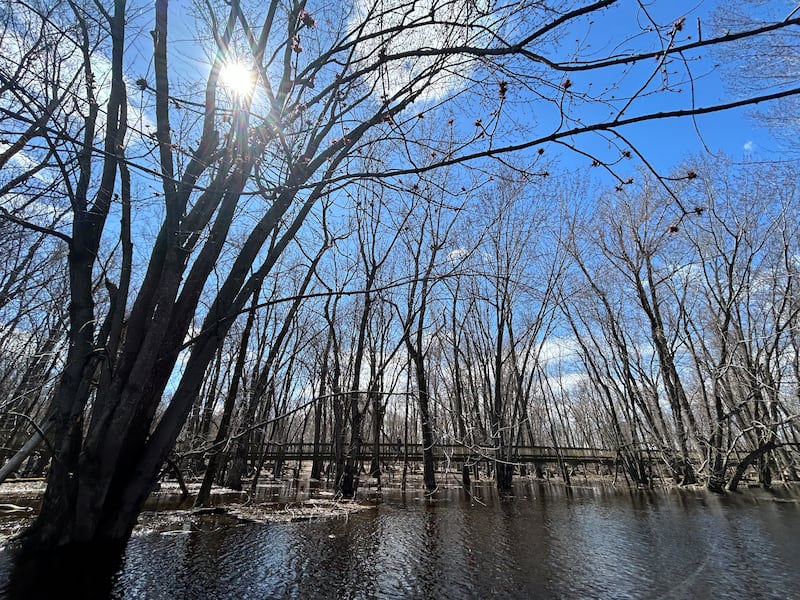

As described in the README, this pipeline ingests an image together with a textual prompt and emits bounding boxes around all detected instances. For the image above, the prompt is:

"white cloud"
[537,336,581,366]
[743,140,755,152]
[447,247,469,262]
[1,191,70,227]
[0,5,153,163]
[349,0,496,103]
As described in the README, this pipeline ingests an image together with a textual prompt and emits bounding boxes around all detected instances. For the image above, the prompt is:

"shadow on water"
[3,541,125,600]
[1,481,800,599]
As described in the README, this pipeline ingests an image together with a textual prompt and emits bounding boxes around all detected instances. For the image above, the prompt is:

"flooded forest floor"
[0,461,795,548]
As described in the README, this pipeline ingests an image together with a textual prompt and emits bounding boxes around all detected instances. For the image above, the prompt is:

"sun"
[219,62,255,97]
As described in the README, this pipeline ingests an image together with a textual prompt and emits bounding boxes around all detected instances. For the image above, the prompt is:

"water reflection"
[1,481,799,599]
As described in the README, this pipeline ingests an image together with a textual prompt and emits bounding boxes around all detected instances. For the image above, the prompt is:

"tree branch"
[0,207,71,244]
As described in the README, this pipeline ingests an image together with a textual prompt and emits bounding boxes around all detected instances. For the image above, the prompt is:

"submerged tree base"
[5,538,126,600]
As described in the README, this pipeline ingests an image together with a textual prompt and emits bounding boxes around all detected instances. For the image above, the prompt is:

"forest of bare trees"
[0,0,798,561]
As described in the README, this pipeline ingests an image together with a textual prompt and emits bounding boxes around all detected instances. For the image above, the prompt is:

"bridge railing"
[194,441,757,468]
[239,442,619,463]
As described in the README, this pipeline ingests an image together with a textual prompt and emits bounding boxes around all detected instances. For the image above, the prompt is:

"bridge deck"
[250,443,618,464]
[242,443,754,465]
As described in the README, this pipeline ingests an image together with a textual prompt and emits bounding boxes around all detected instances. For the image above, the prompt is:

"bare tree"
[0,0,796,561]
[711,1,800,149]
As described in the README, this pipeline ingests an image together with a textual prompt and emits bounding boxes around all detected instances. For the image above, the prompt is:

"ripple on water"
[35,482,799,599]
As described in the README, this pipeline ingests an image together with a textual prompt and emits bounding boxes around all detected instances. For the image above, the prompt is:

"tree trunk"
[195,294,257,506]
[728,442,776,492]
[410,351,437,493]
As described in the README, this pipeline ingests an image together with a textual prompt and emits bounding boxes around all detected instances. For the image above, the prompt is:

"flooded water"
[3,480,800,599]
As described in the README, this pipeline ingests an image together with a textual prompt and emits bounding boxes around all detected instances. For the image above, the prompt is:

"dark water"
[4,481,800,599]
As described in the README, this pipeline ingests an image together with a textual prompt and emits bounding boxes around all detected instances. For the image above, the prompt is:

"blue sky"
[540,0,791,178]
[118,0,793,198]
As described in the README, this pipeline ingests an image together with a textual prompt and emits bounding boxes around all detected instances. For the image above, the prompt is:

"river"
[3,480,800,598]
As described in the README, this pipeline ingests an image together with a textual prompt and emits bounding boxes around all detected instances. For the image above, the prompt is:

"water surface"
[112,481,800,599]
[2,481,798,598]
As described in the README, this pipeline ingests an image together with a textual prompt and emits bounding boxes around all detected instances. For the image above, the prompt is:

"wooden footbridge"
[255,443,619,464]
[252,443,753,466]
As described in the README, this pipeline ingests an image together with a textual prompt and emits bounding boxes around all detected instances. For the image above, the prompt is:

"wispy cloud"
[349,0,497,103]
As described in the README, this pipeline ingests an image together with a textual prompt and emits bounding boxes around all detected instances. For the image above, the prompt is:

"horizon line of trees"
[3,156,798,499]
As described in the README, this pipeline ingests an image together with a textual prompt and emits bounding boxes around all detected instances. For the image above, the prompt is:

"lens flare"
[219,62,254,96]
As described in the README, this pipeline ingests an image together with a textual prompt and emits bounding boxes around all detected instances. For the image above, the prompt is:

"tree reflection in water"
[1,482,799,599]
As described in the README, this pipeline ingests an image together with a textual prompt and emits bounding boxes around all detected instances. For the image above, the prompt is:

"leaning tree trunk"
[195,291,257,507]
[728,441,777,492]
